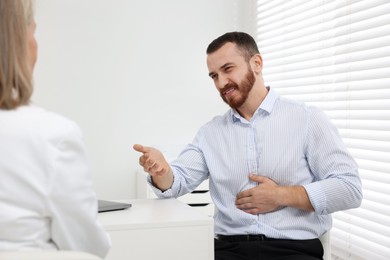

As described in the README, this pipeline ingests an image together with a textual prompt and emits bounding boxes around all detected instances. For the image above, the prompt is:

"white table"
[98,198,214,260]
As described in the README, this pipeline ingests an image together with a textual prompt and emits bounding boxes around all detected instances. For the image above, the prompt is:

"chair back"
[320,231,331,260]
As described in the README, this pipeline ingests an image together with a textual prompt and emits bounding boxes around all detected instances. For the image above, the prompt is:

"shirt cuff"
[146,173,180,198]
[303,181,328,215]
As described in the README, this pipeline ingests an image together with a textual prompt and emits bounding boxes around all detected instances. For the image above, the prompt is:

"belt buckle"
[252,234,265,241]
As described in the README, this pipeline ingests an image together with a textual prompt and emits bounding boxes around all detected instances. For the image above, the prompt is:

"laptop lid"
[98,200,132,213]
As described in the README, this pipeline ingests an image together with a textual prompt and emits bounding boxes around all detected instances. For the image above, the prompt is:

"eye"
[210,73,218,80]
[224,66,233,72]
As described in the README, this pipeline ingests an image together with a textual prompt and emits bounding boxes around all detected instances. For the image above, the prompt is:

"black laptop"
[98,200,132,213]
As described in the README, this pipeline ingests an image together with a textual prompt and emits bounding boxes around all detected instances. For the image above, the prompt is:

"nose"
[216,74,229,90]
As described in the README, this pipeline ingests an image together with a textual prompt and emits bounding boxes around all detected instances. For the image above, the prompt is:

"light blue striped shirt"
[150,88,362,239]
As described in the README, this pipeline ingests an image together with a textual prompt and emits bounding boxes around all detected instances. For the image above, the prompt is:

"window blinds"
[255,0,390,259]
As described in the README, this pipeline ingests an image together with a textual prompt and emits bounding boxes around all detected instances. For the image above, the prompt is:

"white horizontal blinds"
[256,0,390,259]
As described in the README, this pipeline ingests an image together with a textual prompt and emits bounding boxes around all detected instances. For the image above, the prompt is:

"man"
[134,32,362,260]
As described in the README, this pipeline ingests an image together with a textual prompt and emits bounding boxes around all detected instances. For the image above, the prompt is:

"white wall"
[33,0,254,199]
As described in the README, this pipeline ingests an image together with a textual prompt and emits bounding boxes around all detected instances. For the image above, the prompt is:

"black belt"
[217,234,275,242]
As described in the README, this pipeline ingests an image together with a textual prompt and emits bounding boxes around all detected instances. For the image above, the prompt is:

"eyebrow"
[221,62,234,70]
[208,62,234,77]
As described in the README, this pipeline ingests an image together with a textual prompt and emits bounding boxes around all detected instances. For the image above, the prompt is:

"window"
[255,0,390,259]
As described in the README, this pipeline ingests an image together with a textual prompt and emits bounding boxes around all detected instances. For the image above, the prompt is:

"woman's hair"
[0,0,34,109]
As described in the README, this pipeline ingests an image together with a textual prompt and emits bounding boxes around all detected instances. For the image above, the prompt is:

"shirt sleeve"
[303,107,363,215]
[46,122,111,258]
[147,135,209,198]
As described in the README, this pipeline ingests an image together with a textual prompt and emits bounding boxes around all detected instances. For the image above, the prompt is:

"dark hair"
[206,32,260,61]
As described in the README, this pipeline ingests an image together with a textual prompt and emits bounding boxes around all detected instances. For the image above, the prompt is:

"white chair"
[0,251,102,260]
[320,231,331,260]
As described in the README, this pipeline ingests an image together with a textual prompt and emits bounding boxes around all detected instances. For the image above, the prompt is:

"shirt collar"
[230,87,279,123]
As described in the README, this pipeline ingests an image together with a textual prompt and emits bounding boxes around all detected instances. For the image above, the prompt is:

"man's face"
[207,42,255,109]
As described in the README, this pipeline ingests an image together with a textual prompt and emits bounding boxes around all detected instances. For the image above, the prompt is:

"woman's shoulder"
[24,104,75,122]
[6,105,81,138]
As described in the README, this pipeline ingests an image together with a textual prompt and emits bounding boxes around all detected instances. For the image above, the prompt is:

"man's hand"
[133,144,170,176]
[235,174,314,215]
[133,144,173,191]
[235,174,281,214]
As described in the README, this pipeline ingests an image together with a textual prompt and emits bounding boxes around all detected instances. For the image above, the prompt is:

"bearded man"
[134,32,362,260]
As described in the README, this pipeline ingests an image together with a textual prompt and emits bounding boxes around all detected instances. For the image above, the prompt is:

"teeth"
[224,88,234,95]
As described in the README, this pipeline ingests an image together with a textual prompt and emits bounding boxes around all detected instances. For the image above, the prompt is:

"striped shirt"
[149,87,362,239]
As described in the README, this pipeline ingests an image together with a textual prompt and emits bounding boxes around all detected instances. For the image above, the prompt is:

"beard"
[220,66,256,109]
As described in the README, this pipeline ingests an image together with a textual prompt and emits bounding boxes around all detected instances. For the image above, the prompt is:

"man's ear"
[251,54,263,75]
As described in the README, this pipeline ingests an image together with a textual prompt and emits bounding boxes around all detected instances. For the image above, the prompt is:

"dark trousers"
[215,237,323,260]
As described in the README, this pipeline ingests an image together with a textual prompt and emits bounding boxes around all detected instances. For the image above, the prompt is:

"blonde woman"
[0,0,110,257]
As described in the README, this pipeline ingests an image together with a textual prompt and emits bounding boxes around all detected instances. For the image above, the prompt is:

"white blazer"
[0,105,110,258]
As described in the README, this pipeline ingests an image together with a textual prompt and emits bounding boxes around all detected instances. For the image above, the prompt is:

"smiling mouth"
[223,87,235,97]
